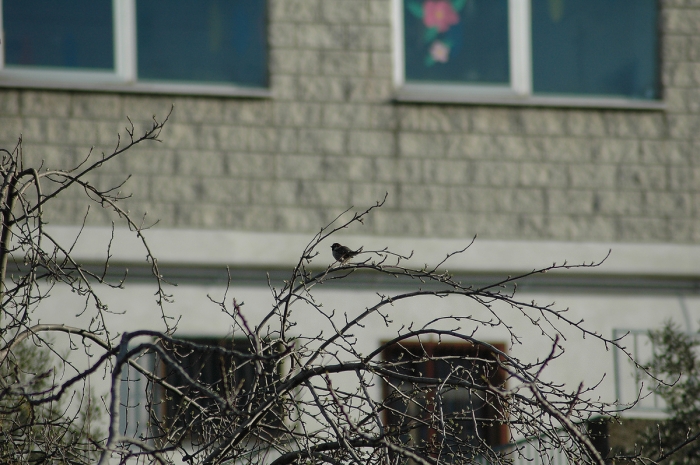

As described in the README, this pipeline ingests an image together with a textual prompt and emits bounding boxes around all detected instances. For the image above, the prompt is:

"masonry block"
[124,147,176,175]
[463,186,513,212]
[297,24,345,49]
[518,162,569,188]
[151,176,203,202]
[373,158,423,183]
[668,114,700,138]
[557,215,617,242]
[689,35,700,61]
[569,164,617,188]
[373,210,424,236]
[248,127,283,152]
[321,155,374,181]
[421,159,471,185]
[421,210,469,237]
[400,184,449,210]
[321,0,368,23]
[664,8,700,34]
[471,161,520,187]
[223,100,273,126]
[470,107,523,134]
[273,207,328,233]
[537,137,590,162]
[345,77,393,102]
[594,191,646,215]
[20,91,71,117]
[617,165,667,190]
[231,205,276,231]
[519,109,568,136]
[271,74,298,101]
[516,213,554,239]
[274,102,323,127]
[296,76,346,102]
[399,132,445,158]
[200,177,250,205]
[270,49,300,75]
[349,183,397,209]
[345,25,392,51]
[276,154,324,180]
[175,149,225,176]
[269,0,320,22]
[445,134,494,159]
[348,130,394,156]
[664,35,689,61]
[646,192,693,215]
[596,140,641,163]
[321,50,370,76]
[321,103,372,128]
[298,128,345,155]
[226,153,276,179]
[510,188,547,213]
[269,23,298,48]
[250,180,278,207]
[71,93,123,119]
[369,0,392,24]
[0,90,20,115]
[547,189,596,214]
[494,135,530,159]
[22,144,77,171]
[617,216,669,241]
[295,51,323,76]
[564,111,607,137]
[0,116,21,143]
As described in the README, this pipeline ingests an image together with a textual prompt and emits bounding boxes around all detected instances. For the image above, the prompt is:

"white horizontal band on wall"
[44,225,700,278]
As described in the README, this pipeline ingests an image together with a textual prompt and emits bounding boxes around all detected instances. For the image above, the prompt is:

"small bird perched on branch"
[331,243,363,263]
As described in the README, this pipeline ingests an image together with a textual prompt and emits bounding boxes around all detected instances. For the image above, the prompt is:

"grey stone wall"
[0,0,699,243]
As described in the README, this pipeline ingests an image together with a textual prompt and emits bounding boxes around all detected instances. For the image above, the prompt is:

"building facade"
[1,0,700,456]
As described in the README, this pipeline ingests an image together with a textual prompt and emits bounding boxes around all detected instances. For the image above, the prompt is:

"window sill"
[395,84,666,111]
[0,76,271,98]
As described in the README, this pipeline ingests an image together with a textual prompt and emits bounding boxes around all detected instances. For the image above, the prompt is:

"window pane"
[3,0,114,70]
[136,0,268,87]
[156,338,282,443]
[382,342,507,457]
[532,0,658,99]
[404,0,509,85]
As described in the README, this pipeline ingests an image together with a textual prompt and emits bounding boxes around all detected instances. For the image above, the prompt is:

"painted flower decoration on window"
[406,0,467,66]
[424,0,459,32]
[429,40,450,63]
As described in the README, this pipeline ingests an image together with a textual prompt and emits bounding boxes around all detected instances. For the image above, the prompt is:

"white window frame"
[0,0,270,97]
[392,0,664,110]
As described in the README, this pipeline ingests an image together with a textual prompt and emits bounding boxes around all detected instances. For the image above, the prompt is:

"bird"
[331,243,363,263]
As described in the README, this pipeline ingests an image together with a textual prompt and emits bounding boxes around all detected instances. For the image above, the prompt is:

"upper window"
[395,0,660,107]
[0,0,268,95]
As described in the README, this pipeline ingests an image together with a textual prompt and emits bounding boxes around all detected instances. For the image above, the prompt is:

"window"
[395,0,661,108]
[153,337,282,444]
[0,0,268,95]
[382,341,507,461]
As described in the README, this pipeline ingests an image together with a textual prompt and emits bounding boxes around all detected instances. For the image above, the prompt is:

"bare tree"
[0,112,684,465]
[0,111,173,464]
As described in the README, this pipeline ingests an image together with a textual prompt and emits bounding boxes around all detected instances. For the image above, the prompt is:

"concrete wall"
[0,0,699,243]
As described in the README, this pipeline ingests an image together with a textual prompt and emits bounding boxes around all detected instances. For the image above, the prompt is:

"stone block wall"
[0,0,699,243]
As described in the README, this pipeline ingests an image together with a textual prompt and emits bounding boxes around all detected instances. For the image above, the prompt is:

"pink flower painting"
[429,40,450,63]
[423,0,460,33]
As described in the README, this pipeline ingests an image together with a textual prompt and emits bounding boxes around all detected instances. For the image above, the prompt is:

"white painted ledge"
[395,84,666,110]
[42,226,700,278]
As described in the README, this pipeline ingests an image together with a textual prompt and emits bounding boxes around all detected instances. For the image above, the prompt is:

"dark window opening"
[382,341,508,462]
[154,337,282,445]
